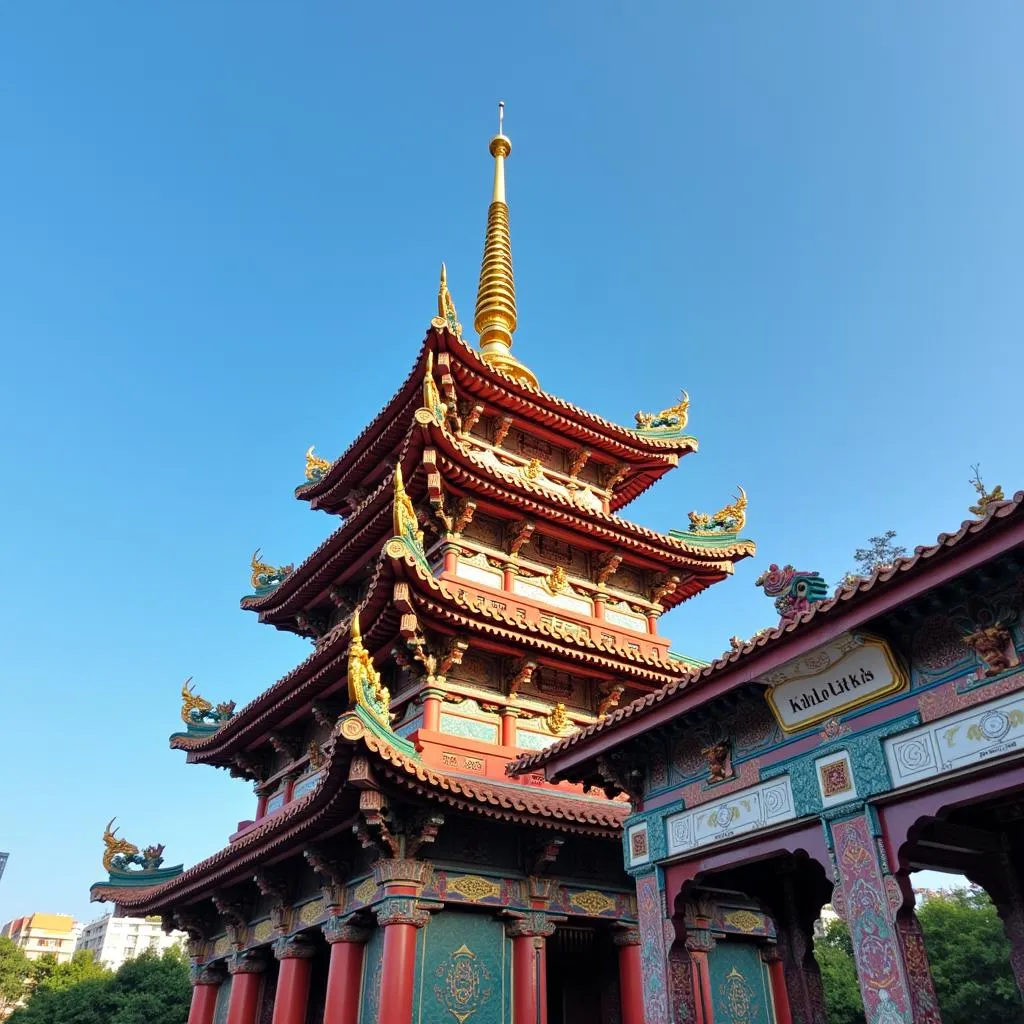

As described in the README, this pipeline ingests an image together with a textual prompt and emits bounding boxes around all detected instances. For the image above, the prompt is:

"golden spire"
[473,102,539,390]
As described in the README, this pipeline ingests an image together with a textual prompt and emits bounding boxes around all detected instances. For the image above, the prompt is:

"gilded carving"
[635,390,689,431]
[688,486,747,534]
[446,875,502,902]
[305,446,330,483]
[569,890,615,916]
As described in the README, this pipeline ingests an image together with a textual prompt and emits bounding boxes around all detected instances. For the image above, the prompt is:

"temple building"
[513,490,1024,1024]
[90,110,755,1024]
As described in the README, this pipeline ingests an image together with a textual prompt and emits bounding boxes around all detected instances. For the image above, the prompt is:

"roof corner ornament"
[634,390,689,433]
[99,818,182,886]
[433,262,463,339]
[180,677,235,734]
[250,549,294,595]
[385,461,430,570]
[687,486,747,535]
[346,611,393,731]
[420,351,448,426]
[969,464,1004,519]
[305,446,331,484]
[755,564,829,626]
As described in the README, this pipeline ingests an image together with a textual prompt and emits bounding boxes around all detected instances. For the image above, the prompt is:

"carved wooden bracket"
[311,699,342,730]
[527,837,564,876]
[268,730,304,762]
[230,752,269,783]
[303,845,351,910]
[601,463,629,491]
[596,753,644,805]
[650,573,681,606]
[212,892,251,947]
[597,681,626,718]
[567,448,591,479]
[507,520,535,558]
[462,403,484,435]
[353,791,444,860]
[595,551,624,587]
[506,657,538,699]
[494,416,514,448]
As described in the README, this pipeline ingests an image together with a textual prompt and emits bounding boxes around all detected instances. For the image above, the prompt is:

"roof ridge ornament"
[346,611,393,731]
[473,102,539,390]
[635,391,690,433]
[688,486,747,535]
[305,446,331,483]
[435,263,463,339]
[755,563,828,626]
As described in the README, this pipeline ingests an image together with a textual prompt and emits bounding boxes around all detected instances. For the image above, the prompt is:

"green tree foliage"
[814,918,865,1024]
[0,938,32,1017]
[8,948,190,1024]
[916,887,1024,1024]
[845,529,907,581]
[815,889,1024,1024]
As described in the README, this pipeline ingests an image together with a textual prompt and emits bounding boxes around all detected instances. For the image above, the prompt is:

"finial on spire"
[474,102,538,389]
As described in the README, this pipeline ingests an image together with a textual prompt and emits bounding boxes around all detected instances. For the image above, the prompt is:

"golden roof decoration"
[392,461,425,552]
[436,262,463,338]
[473,102,538,390]
[688,487,747,535]
[305,446,331,483]
[422,351,448,425]
[346,611,393,731]
[545,702,573,735]
[250,549,294,593]
[635,390,689,432]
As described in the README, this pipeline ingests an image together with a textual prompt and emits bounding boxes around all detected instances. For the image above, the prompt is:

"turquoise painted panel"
[213,975,231,1024]
[707,941,775,1024]
[291,772,321,800]
[439,713,499,744]
[414,910,508,1024]
[515,729,554,751]
[359,925,385,1024]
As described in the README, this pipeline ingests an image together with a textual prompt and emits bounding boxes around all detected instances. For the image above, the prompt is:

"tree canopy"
[8,947,190,1024]
[815,888,1024,1024]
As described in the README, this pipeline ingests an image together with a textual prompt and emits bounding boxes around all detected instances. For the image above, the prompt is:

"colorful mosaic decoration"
[636,873,669,1024]
[818,758,853,799]
[830,816,912,1023]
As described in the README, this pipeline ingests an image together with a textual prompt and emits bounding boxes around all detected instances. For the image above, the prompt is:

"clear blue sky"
[2,3,1019,922]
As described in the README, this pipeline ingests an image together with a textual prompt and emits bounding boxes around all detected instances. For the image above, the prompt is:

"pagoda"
[91,109,754,1024]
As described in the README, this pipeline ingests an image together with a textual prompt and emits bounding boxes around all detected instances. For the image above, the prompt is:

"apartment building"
[75,913,187,971]
[0,914,82,963]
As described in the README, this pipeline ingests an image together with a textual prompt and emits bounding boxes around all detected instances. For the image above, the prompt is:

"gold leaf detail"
[447,874,502,902]
[569,890,615,916]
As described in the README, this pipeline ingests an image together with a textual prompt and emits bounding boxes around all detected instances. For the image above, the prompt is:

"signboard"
[762,632,908,732]
[0,853,8,884]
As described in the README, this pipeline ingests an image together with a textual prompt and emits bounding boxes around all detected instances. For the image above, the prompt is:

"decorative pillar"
[322,917,370,1024]
[271,934,316,1024]
[188,962,225,1024]
[442,544,458,574]
[772,870,828,1024]
[508,912,557,1024]
[761,947,793,1024]
[373,859,437,1024]
[225,951,266,1024]
[502,563,516,592]
[891,874,942,1024]
[500,707,519,748]
[422,688,444,733]
[592,594,606,621]
[376,897,431,1024]
[830,814,916,1024]
[613,927,644,1024]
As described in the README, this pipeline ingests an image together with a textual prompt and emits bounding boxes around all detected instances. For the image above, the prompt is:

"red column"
[508,914,556,1024]
[187,962,225,1024]
[272,935,316,1024]
[442,545,458,574]
[422,689,443,733]
[322,918,369,1024]
[592,595,606,621]
[226,952,266,1024]
[763,948,793,1024]
[502,564,515,591]
[614,928,644,1024]
[376,897,431,1024]
[500,708,519,748]
[646,612,659,634]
